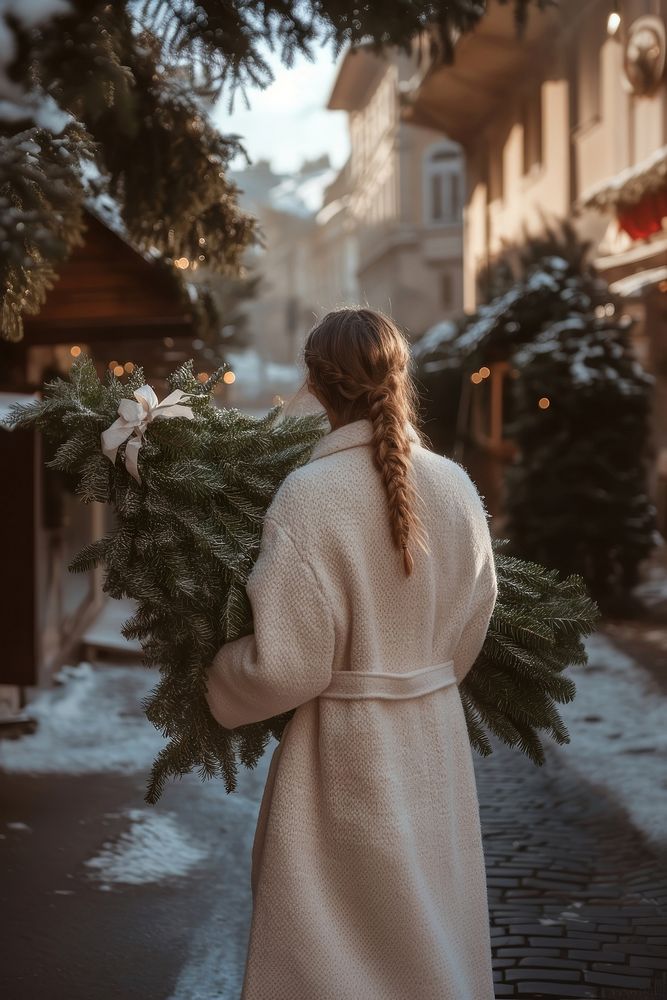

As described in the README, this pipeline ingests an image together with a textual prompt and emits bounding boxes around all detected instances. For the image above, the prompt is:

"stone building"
[403,0,667,532]
[327,46,465,339]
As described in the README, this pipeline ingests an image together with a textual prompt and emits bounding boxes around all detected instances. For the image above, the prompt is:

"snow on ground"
[167,878,251,1000]
[554,631,667,851]
[0,662,163,775]
[85,809,208,889]
[166,747,275,1000]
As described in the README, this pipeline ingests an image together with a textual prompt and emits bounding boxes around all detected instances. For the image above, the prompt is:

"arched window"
[423,141,464,226]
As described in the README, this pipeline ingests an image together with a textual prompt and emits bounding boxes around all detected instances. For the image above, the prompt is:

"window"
[431,163,460,224]
[423,142,464,225]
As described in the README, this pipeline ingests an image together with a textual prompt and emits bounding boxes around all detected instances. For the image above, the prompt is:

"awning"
[399,2,558,143]
[21,213,195,346]
[580,145,667,210]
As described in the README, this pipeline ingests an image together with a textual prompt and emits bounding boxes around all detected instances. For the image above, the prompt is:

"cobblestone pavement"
[477,741,667,999]
[2,640,666,999]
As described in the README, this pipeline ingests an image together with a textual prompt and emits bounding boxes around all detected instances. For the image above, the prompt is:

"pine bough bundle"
[11,360,599,802]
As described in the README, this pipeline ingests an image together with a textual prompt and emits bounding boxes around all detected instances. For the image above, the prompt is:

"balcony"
[400,1,559,144]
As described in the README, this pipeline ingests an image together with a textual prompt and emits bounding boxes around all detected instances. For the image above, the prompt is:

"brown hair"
[303,307,429,576]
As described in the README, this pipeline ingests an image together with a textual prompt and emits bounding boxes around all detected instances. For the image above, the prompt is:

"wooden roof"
[23,212,195,346]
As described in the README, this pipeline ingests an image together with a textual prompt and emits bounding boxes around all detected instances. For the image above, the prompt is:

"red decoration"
[618,182,667,240]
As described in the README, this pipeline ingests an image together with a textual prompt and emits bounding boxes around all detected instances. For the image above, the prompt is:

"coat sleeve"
[205,515,335,730]
[451,472,498,685]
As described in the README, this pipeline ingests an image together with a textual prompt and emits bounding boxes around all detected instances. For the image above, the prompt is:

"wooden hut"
[0,211,196,700]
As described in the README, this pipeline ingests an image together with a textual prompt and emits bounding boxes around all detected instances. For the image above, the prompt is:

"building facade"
[403,0,667,531]
[230,158,338,366]
[327,47,465,339]
[228,49,465,375]
[309,161,360,317]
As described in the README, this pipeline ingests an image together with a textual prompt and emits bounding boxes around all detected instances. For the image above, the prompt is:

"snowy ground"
[0,661,162,775]
[1,625,666,998]
[553,631,667,851]
[3,629,664,850]
[84,809,209,890]
[0,656,271,1000]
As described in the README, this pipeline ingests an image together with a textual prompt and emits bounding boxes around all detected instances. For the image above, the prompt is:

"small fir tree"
[505,310,656,601]
[12,359,327,802]
[412,223,657,604]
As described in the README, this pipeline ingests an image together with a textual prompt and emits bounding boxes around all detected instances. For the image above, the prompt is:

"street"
[1,625,666,1000]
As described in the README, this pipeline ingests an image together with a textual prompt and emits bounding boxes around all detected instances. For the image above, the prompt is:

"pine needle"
[12,359,599,799]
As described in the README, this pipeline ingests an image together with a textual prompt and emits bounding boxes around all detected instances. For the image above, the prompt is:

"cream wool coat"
[205,417,498,1000]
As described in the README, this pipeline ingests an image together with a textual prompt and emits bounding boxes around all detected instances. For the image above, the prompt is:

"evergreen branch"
[11,362,598,800]
[460,544,598,762]
[1,0,550,341]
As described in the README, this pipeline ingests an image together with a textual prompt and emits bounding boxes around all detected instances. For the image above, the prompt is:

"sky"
[212,45,350,176]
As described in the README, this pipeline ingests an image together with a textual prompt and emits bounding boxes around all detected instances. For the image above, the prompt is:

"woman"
[205,307,498,1000]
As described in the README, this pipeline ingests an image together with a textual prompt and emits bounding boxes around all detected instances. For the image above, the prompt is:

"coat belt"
[319,660,456,701]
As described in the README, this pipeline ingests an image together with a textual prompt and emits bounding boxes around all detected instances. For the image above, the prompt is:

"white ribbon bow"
[101,385,195,484]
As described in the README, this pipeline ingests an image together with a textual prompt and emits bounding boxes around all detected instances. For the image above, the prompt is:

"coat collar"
[307,417,420,464]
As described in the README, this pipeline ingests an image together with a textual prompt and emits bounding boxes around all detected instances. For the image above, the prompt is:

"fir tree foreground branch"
[1,0,552,341]
[460,544,598,764]
[10,359,597,802]
[11,358,327,802]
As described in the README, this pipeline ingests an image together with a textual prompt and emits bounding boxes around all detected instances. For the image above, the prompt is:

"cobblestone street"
[478,741,667,998]
[1,623,666,1000]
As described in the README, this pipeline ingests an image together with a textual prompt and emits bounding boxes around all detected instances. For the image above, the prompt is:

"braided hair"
[303,307,429,576]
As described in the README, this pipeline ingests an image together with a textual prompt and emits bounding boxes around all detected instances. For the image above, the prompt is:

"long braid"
[368,374,424,575]
[303,307,430,577]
